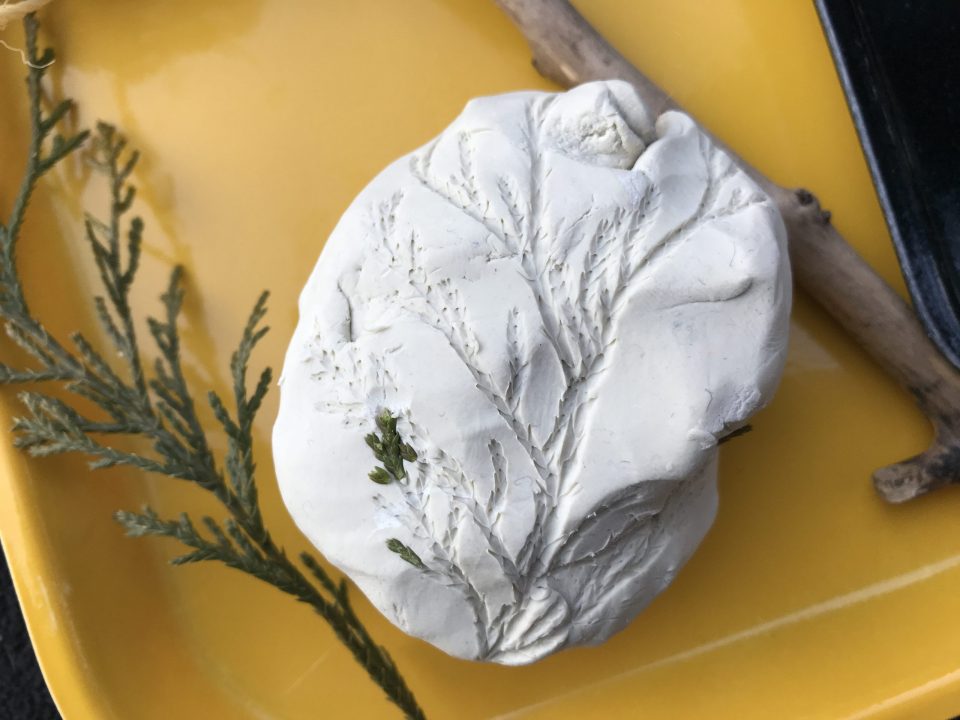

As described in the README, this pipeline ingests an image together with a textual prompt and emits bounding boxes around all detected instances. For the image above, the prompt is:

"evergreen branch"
[0,16,88,289]
[0,14,425,720]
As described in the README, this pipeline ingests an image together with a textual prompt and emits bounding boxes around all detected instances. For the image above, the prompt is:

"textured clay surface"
[274,81,791,664]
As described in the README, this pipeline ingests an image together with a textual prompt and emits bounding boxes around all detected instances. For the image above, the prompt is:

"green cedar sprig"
[364,410,427,571]
[0,14,425,720]
[365,409,417,484]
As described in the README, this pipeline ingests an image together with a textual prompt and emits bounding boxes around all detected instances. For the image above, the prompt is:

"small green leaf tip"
[386,538,425,569]
[365,432,383,453]
[399,443,417,463]
[368,467,392,485]
[375,409,396,434]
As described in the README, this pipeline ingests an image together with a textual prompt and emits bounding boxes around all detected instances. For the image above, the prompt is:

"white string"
[0,38,53,68]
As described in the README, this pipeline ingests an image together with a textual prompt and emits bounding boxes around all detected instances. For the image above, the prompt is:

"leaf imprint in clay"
[273,80,791,664]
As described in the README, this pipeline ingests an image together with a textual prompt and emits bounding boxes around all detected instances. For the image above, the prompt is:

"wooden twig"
[494,0,960,503]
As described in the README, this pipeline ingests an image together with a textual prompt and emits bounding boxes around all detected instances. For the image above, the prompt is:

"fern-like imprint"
[312,97,765,662]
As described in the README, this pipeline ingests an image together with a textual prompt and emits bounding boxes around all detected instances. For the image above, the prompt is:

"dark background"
[0,551,59,719]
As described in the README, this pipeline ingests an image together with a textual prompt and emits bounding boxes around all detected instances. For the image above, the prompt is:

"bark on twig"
[494,0,960,503]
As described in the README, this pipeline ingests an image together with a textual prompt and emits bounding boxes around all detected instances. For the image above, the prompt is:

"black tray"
[815,0,960,368]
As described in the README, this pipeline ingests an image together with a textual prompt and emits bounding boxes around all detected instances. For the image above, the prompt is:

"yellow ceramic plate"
[1,2,959,718]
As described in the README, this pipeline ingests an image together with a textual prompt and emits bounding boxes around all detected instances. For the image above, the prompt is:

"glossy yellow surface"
[1,1,958,718]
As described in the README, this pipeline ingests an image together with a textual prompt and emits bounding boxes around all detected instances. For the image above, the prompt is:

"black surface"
[816,0,960,369]
[0,549,59,719]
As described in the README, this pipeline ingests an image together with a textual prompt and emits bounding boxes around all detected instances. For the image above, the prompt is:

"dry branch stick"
[494,0,960,504]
